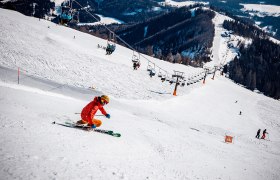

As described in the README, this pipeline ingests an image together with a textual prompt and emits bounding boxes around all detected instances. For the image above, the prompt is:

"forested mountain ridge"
[0,0,54,18]
[223,19,280,99]
[89,6,215,67]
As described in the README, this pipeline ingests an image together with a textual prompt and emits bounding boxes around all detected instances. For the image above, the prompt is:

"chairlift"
[60,0,79,25]
[161,75,166,82]
[131,52,141,70]
[133,61,141,70]
[60,10,73,24]
[149,69,156,77]
[158,71,162,78]
[132,54,140,63]
[169,78,175,85]
[147,62,152,71]
[106,31,116,55]
[166,76,170,82]
[147,62,155,73]
[71,10,79,23]
[181,79,186,87]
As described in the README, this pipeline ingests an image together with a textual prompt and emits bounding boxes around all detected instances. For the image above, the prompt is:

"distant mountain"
[86,5,214,67]
[71,0,171,23]
[0,0,54,18]
[222,18,280,99]
[198,0,280,39]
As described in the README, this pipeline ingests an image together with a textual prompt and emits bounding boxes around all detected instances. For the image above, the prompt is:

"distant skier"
[76,95,110,129]
[239,111,242,115]
[255,129,261,139]
[261,129,268,139]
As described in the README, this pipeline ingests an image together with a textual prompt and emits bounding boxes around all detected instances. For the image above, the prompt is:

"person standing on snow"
[255,129,261,139]
[261,129,268,139]
[76,95,110,129]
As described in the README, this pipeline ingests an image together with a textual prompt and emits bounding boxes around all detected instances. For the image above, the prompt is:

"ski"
[52,121,121,137]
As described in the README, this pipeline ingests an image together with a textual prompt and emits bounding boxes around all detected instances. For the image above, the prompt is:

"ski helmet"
[101,95,110,104]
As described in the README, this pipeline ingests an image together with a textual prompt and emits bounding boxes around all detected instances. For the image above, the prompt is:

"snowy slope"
[0,8,203,100]
[164,0,208,7]
[240,3,280,17]
[77,14,124,26]
[1,8,280,180]
[207,11,252,68]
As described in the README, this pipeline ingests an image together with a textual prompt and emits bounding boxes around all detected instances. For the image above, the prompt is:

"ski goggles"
[101,98,108,105]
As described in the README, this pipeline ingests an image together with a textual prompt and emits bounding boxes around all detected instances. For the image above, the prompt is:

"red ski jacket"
[81,97,107,125]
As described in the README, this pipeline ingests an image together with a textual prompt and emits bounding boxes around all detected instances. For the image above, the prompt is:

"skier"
[133,61,140,70]
[239,111,242,115]
[255,129,261,139]
[261,129,268,139]
[76,95,110,129]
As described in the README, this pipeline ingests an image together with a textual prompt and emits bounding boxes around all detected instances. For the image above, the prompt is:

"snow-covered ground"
[1,8,280,180]
[207,11,252,68]
[0,0,17,3]
[77,14,124,26]
[0,8,203,100]
[240,3,280,17]
[163,0,208,7]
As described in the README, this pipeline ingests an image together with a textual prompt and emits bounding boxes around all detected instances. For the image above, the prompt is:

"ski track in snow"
[0,8,280,180]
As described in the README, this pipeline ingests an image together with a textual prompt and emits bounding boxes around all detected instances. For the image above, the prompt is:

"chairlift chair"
[161,75,166,82]
[132,54,139,63]
[147,62,155,72]
[152,69,156,75]
[158,71,162,78]
[132,53,140,70]
[147,64,152,72]
[60,0,74,25]
[169,78,175,85]
[106,31,116,55]
[181,79,186,87]
[166,76,170,82]
[71,10,79,23]
[60,11,73,24]
[149,69,156,77]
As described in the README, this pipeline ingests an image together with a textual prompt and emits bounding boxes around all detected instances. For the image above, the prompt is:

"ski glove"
[105,114,110,119]
[91,124,96,129]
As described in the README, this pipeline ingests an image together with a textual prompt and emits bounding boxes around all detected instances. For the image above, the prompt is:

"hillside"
[87,5,215,66]
[1,8,280,180]
[0,8,205,100]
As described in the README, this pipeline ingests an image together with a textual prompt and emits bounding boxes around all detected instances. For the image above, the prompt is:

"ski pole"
[74,113,104,116]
